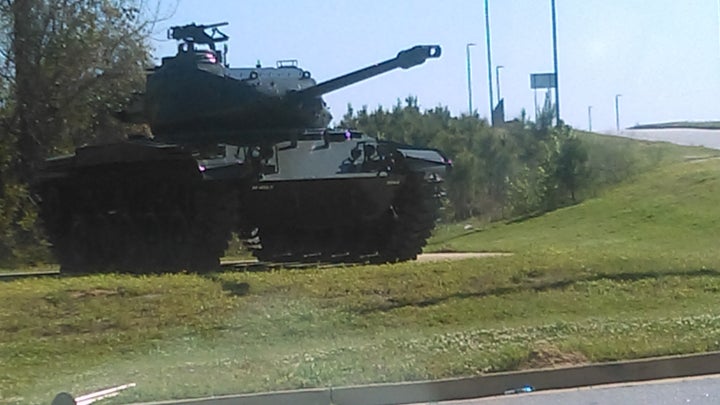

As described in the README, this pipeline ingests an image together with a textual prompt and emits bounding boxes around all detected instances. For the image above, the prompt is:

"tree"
[340,96,597,222]
[2,0,152,182]
[556,133,589,202]
[0,0,155,264]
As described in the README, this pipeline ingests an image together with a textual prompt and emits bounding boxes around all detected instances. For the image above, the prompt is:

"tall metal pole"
[551,0,560,126]
[587,105,592,132]
[466,43,476,114]
[484,0,495,124]
[615,94,622,134]
[496,65,504,101]
[717,0,720,57]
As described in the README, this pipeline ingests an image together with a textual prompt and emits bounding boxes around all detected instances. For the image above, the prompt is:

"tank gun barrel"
[201,22,229,29]
[294,45,441,99]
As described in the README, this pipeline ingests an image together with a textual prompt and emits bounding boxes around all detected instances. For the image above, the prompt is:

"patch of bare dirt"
[416,252,511,262]
[520,343,589,369]
[69,288,119,299]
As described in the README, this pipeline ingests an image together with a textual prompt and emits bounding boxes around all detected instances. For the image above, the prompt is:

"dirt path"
[415,252,510,262]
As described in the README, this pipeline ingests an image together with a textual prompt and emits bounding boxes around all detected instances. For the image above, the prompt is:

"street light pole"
[551,0,560,126]
[496,65,504,101]
[466,43,476,115]
[484,0,495,123]
[587,105,592,132]
[615,94,622,134]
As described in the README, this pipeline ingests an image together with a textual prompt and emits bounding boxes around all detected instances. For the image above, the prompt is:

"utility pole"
[587,105,592,132]
[496,65,504,101]
[615,94,622,134]
[466,43,476,114]
[551,0,560,126]
[484,0,495,124]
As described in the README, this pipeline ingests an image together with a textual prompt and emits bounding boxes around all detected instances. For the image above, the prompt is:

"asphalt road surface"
[622,128,720,150]
[426,374,720,405]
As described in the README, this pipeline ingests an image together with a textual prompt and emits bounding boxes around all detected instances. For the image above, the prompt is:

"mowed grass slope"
[4,155,720,403]
[429,157,720,262]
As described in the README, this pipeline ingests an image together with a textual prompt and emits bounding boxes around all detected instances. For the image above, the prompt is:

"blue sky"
[150,0,720,132]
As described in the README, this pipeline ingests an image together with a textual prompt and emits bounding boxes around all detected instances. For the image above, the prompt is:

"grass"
[430,131,719,253]
[4,144,720,403]
[427,157,720,258]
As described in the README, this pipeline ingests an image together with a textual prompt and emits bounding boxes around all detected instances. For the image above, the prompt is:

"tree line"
[0,0,151,263]
[340,97,590,222]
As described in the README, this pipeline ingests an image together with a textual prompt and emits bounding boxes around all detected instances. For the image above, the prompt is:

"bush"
[340,100,591,222]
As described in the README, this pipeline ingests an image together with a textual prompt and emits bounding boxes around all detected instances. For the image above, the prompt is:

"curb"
[0,270,59,281]
[134,388,331,405]
[134,350,720,405]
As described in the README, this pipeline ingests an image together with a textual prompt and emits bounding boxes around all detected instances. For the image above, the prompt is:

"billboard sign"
[530,73,557,89]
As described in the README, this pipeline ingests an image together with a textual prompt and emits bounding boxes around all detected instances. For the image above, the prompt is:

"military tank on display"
[34,22,450,273]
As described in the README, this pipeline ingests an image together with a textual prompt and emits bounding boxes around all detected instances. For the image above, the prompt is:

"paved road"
[622,128,720,150]
[427,374,720,405]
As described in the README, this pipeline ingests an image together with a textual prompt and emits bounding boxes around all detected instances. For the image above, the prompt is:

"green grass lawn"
[4,150,720,403]
[428,157,720,258]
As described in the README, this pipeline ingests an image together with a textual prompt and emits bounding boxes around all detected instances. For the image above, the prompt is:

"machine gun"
[168,22,229,50]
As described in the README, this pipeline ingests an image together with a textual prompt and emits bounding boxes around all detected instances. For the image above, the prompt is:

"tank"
[34,23,450,273]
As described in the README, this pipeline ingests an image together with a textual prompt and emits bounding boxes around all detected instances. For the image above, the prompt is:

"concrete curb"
[134,388,331,405]
[134,351,720,405]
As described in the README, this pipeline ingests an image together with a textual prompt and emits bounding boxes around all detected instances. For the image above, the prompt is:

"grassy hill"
[429,156,720,262]
[4,137,720,403]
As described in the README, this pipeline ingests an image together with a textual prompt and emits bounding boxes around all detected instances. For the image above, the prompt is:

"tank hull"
[246,177,401,229]
[35,131,449,272]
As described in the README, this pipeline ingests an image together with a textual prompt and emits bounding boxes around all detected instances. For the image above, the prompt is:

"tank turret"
[127,23,441,139]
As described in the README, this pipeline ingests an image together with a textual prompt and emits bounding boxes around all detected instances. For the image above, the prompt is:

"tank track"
[250,174,442,264]
[374,174,443,263]
[38,168,237,274]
